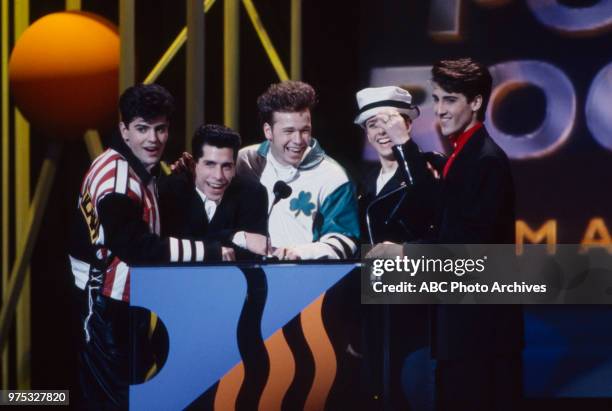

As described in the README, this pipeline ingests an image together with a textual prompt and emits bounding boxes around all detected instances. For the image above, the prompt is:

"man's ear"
[263,122,273,141]
[119,122,129,141]
[470,95,483,114]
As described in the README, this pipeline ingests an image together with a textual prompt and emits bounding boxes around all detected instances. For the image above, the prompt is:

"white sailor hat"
[354,86,420,127]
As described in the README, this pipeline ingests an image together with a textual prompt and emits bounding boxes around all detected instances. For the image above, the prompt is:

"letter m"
[516,220,557,255]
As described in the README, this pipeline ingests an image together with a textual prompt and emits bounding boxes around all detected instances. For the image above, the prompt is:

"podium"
[129,262,360,410]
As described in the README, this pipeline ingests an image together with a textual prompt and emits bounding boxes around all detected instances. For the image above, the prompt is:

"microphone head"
[273,181,292,200]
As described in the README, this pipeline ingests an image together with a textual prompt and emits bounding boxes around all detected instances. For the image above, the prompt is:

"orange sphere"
[9,11,119,139]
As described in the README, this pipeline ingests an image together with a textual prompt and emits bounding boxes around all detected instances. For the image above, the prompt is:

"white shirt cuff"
[232,231,247,249]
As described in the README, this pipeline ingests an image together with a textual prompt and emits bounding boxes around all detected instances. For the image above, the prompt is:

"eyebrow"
[204,160,234,166]
[282,125,311,131]
[134,122,168,128]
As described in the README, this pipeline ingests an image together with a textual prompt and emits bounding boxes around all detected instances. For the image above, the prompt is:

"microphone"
[272,180,292,205]
[392,145,414,186]
[265,181,292,259]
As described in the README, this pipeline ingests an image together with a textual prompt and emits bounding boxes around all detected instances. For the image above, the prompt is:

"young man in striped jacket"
[69,84,221,409]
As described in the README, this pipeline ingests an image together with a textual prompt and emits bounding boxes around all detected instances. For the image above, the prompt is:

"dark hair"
[191,124,241,161]
[431,58,492,121]
[257,80,317,125]
[119,83,175,125]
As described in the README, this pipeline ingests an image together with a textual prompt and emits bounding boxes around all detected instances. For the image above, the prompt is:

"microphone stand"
[392,144,414,186]
[262,203,277,261]
[263,181,291,261]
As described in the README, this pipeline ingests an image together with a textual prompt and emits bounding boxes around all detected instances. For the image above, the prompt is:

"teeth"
[287,147,303,153]
[378,138,391,144]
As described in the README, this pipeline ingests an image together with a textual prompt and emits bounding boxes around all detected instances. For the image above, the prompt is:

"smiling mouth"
[207,181,226,190]
[377,138,391,145]
[144,147,160,154]
[286,146,305,155]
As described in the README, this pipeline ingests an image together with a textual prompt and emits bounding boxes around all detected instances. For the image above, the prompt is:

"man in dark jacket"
[355,86,443,245]
[368,58,523,411]
[159,124,269,260]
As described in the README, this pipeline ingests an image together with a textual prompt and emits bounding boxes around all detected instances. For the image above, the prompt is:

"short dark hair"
[191,124,241,161]
[431,58,492,121]
[257,80,317,125]
[119,83,175,125]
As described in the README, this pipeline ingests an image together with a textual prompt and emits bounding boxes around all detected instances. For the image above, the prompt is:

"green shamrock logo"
[290,191,316,217]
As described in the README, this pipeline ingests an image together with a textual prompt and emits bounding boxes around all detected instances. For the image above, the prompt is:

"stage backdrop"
[358,0,612,246]
[357,0,612,404]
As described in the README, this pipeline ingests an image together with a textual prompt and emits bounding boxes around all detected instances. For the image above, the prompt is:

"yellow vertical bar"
[83,130,104,159]
[143,0,216,86]
[0,144,61,356]
[1,0,10,391]
[65,0,81,10]
[66,0,104,160]
[224,0,239,130]
[290,0,301,80]
[186,0,205,152]
[119,0,135,92]
[14,0,30,390]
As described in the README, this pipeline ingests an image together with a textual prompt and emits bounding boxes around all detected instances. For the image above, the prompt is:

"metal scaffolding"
[0,0,302,388]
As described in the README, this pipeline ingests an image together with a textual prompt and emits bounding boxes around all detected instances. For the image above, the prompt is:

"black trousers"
[76,288,155,411]
[435,355,523,411]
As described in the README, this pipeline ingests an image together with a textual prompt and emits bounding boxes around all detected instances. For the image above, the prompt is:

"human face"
[264,110,312,167]
[194,144,236,202]
[431,82,481,138]
[364,114,412,160]
[119,116,169,171]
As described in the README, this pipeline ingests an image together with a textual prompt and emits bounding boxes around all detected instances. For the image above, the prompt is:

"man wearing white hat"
[356,86,441,411]
[355,86,441,245]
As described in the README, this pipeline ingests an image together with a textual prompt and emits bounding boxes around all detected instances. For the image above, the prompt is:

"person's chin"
[378,146,393,157]
[205,186,226,200]
[142,158,158,169]
[144,153,161,163]
[284,156,301,167]
[439,127,454,138]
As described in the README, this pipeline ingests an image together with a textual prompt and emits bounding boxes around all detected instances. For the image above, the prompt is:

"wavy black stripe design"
[281,315,315,411]
[235,267,270,411]
[321,268,363,411]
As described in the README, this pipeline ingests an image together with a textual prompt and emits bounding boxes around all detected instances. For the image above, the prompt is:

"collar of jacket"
[109,132,160,185]
[255,138,326,170]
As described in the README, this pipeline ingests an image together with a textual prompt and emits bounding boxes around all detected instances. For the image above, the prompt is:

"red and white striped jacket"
[69,138,216,302]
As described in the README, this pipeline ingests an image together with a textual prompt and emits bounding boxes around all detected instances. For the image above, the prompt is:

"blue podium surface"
[129,262,357,411]
[129,263,612,410]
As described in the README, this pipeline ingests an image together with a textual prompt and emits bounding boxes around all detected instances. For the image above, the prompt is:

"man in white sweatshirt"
[237,80,359,260]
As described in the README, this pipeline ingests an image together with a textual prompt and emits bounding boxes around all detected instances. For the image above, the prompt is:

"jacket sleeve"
[402,139,438,186]
[97,192,221,264]
[212,180,270,245]
[402,140,443,209]
[293,181,360,260]
[235,181,269,236]
[157,172,192,238]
